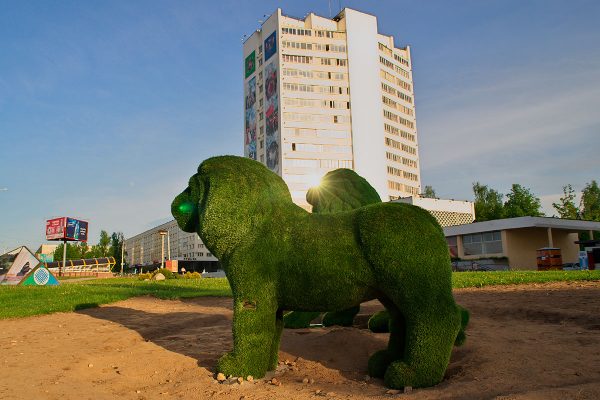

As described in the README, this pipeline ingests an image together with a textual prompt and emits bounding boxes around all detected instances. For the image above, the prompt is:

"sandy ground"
[1,281,600,400]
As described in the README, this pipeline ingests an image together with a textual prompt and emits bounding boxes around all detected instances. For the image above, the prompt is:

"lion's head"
[171,156,296,257]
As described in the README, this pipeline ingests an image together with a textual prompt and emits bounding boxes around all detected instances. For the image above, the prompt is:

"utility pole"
[61,239,67,277]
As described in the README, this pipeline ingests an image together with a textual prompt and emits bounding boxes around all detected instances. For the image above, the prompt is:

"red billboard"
[46,217,88,242]
[46,218,66,240]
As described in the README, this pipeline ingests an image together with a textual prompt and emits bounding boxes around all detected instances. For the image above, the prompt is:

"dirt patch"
[1,281,599,399]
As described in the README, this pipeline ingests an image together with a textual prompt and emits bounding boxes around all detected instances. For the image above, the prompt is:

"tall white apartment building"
[243,8,421,207]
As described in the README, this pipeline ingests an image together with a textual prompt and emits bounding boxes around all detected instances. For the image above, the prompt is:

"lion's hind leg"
[368,298,406,379]
[268,309,285,370]
[383,301,461,389]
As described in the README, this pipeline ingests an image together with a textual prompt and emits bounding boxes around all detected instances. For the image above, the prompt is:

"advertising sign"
[264,31,277,62]
[0,247,40,285]
[38,254,54,263]
[46,218,66,240]
[21,265,59,286]
[65,218,88,242]
[46,217,88,241]
[245,51,256,78]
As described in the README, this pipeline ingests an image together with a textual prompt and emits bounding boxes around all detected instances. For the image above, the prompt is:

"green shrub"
[368,310,391,333]
[137,273,152,281]
[322,306,360,327]
[153,268,176,280]
[181,271,202,280]
[171,156,465,389]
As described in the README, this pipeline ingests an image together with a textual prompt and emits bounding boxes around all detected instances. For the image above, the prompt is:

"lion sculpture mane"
[172,156,464,389]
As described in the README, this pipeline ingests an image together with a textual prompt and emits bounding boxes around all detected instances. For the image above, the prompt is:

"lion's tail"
[454,305,470,346]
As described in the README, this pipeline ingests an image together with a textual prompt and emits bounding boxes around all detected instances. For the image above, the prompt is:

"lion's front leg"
[216,293,280,379]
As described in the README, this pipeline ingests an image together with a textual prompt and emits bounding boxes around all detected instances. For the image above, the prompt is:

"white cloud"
[539,192,583,217]
[420,66,600,169]
[418,58,600,201]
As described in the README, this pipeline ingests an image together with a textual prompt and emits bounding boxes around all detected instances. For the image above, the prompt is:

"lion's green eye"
[178,201,195,214]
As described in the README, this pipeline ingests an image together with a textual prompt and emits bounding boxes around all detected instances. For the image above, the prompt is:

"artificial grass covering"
[284,168,382,329]
[171,156,465,389]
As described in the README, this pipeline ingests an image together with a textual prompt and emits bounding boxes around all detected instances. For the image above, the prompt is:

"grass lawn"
[452,270,600,288]
[1,271,599,319]
[0,278,231,319]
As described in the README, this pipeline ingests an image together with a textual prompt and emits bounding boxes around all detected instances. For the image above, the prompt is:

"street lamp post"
[167,230,171,261]
[120,238,125,275]
[158,230,167,269]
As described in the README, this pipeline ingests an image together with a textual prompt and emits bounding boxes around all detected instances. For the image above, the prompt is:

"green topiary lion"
[284,168,382,329]
[172,156,464,389]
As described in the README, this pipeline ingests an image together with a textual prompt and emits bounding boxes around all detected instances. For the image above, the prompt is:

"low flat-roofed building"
[444,217,600,270]
[393,196,475,227]
[35,244,58,262]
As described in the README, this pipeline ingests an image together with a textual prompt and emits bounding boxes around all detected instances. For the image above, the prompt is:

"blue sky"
[1,0,599,250]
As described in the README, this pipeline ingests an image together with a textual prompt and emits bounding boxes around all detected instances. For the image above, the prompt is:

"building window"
[446,237,458,258]
[463,231,503,255]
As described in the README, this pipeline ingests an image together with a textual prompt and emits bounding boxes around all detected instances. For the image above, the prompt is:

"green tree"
[552,184,579,219]
[53,243,81,261]
[504,184,544,218]
[580,180,600,241]
[472,182,504,221]
[422,185,436,199]
[110,232,125,272]
[580,180,600,221]
[77,241,90,258]
[96,230,111,257]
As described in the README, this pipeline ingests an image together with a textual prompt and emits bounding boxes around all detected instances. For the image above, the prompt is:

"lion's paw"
[368,349,395,379]
[384,360,442,389]
[383,361,417,389]
[216,352,268,379]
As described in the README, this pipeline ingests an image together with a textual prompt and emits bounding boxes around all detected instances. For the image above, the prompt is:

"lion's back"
[355,202,452,286]
[277,210,375,310]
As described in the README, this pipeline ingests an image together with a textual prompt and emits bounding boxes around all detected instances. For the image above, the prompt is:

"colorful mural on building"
[264,61,279,173]
[244,76,257,160]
